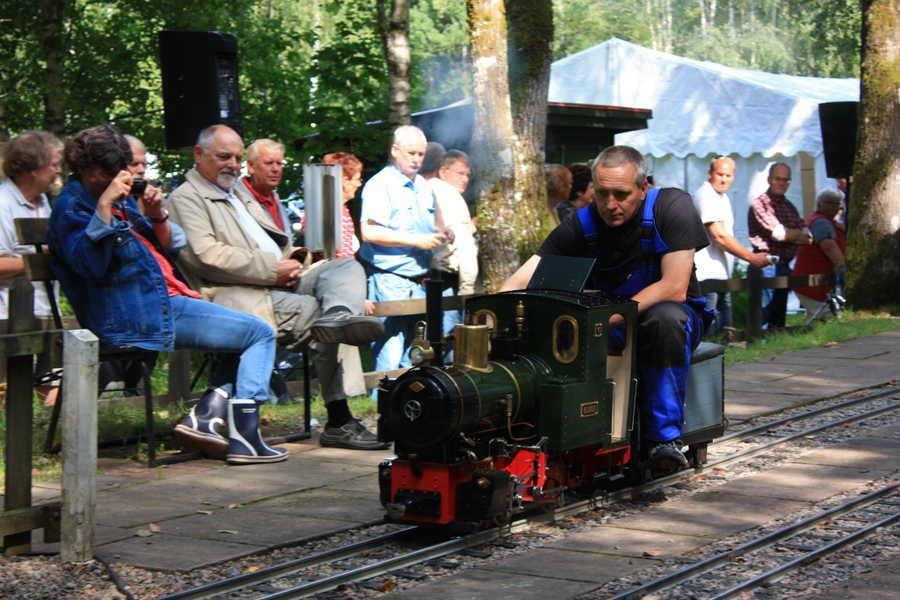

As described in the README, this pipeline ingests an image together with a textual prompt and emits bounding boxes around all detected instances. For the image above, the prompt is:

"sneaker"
[319,419,390,450]
[310,311,385,346]
[648,440,689,478]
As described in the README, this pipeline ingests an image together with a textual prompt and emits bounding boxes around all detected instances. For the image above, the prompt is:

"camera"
[131,176,147,197]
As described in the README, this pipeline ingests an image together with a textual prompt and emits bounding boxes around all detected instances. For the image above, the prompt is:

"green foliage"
[551,0,860,77]
[410,0,471,110]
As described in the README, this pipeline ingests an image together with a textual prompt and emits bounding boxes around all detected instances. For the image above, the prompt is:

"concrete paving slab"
[724,391,815,420]
[545,525,709,559]
[792,438,900,474]
[151,507,356,546]
[322,472,380,493]
[718,462,877,503]
[614,491,807,538]
[31,524,134,553]
[388,566,605,600]
[254,489,385,523]
[480,547,656,584]
[95,532,264,571]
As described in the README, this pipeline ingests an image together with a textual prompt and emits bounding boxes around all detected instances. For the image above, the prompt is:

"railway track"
[157,384,900,600]
[608,482,900,600]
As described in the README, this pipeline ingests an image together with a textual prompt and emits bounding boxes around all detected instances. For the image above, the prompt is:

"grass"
[1,308,896,486]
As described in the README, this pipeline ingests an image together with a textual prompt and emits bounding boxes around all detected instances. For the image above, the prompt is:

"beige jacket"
[168,168,296,327]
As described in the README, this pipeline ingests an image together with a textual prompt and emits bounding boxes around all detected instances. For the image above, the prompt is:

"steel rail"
[711,510,900,599]
[159,387,900,600]
[554,401,900,520]
[157,527,416,600]
[254,524,528,599]
[608,482,900,600]
[716,386,900,443]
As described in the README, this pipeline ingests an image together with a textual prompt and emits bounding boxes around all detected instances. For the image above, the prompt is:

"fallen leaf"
[642,550,659,557]
[148,523,161,533]
[227,503,242,509]
[245,565,261,573]
[135,529,152,537]
[196,510,213,515]
[218,529,239,535]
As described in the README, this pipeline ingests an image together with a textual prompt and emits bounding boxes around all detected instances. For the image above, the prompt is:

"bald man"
[359,125,449,373]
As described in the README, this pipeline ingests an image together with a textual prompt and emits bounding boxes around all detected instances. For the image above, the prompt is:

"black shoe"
[310,311,384,346]
[319,419,390,450]
[648,440,689,478]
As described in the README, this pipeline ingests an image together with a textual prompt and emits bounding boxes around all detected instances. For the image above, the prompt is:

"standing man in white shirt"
[692,156,771,336]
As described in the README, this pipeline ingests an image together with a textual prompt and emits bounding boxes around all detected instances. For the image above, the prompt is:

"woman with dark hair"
[48,125,286,465]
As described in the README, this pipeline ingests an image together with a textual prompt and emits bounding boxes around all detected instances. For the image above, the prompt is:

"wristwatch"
[148,209,169,224]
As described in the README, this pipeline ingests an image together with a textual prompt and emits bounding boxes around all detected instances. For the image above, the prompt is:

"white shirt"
[692,180,735,281]
[0,179,56,319]
[428,177,478,295]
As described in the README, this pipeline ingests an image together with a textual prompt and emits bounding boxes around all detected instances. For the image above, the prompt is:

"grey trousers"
[270,258,368,403]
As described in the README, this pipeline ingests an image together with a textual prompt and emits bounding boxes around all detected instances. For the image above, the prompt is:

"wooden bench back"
[14,218,53,283]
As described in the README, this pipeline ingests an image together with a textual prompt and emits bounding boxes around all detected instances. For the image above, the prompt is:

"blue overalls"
[577,189,709,442]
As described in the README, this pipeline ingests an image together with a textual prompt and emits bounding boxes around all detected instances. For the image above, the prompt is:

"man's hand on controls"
[98,171,133,209]
[276,258,303,287]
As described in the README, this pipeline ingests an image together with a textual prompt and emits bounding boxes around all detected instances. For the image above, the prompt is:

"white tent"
[548,38,859,244]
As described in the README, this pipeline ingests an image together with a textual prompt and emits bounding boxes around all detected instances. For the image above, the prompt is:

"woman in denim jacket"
[48,125,285,465]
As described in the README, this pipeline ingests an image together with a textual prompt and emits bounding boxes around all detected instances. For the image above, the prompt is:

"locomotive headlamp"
[475,476,492,489]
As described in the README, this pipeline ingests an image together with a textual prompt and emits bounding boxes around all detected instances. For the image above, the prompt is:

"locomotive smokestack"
[425,276,444,365]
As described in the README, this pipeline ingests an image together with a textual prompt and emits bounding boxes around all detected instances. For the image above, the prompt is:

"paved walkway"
[11,330,900,575]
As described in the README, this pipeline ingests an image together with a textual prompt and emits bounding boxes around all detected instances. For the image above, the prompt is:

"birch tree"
[377,0,412,128]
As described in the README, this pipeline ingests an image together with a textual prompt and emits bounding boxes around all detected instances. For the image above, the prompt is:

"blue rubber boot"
[173,386,230,459]
[226,399,288,465]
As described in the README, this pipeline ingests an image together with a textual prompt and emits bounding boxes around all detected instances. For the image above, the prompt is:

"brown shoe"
[310,312,384,346]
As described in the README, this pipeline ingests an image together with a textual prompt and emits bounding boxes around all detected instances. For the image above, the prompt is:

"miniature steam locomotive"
[377,283,725,528]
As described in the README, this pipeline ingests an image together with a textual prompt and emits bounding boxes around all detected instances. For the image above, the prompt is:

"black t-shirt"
[537,188,709,296]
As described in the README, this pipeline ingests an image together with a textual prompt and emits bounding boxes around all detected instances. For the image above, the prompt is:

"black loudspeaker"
[818,101,858,179]
[159,31,242,149]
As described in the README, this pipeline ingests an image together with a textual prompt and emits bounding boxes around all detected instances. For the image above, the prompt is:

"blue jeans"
[762,262,792,328]
[170,295,276,402]
[368,271,426,373]
[704,291,732,335]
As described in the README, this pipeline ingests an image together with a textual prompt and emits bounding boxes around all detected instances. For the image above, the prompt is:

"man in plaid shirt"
[748,163,812,328]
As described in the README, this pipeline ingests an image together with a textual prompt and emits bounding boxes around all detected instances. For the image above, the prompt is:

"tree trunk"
[699,0,708,36]
[466,0,519,291]
[846,0,900,307]
[376,0,411,128]
[506,0,553,256]
[39,0,66,135]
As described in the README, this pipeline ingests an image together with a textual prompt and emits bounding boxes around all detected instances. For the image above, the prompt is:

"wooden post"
[747,266,764,342]
[3,277,37,555]
[166,349,191,407]
[60,329,98,562]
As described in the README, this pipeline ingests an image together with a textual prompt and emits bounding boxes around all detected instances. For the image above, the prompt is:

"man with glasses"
[169,125,387,450]
[748,162,812,329]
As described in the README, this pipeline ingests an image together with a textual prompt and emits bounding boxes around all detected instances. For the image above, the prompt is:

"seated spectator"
[359,125,447,375]
[169,126,386,450]
[792,190,847,321]
[0,130,62,406]
[47,125,286,465]
[556,163,594,223]
[545,164,572,225]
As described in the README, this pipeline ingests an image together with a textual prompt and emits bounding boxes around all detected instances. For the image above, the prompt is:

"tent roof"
[548,38,859,158]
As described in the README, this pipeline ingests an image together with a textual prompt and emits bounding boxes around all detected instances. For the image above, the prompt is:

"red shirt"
[112,206,200,299]
[748,191,805,261]
[242,178,285,231]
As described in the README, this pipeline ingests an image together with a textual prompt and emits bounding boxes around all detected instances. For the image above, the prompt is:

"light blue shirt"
[359,164,436,277]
